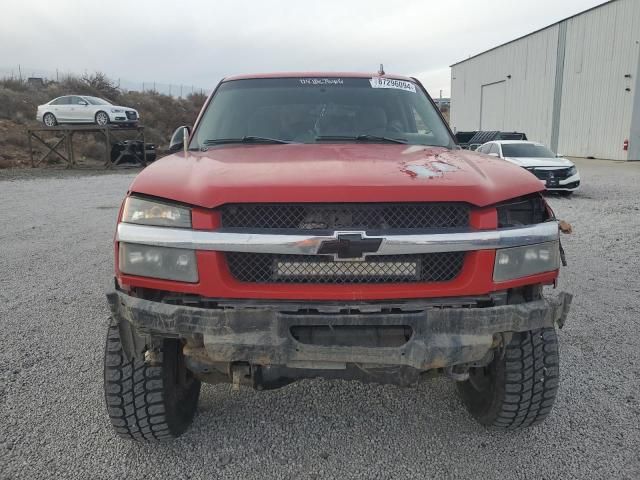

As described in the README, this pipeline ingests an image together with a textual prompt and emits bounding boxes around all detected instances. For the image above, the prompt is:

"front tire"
[95,111,109,126]
[103,320,201,441]
[457,328,559,430]
[43,112,57,127]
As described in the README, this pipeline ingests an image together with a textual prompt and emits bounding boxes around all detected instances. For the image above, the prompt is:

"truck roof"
[223,72,416,82]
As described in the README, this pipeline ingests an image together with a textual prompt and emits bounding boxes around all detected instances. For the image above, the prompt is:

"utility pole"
[18,64,22,81]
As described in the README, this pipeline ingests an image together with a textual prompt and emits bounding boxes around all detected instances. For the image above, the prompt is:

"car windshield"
[85,96,111,105]
[501,143,556,158]
[191,77,453,148]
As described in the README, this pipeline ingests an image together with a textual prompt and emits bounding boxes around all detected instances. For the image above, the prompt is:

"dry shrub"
[77,136,106,160]
[5,131,28,147]
[0,72,208,167]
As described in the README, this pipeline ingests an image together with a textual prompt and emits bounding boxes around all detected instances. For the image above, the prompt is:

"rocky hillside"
[0,73,206,168]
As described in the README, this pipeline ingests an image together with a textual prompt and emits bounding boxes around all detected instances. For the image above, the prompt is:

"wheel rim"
[44,114,55,126]
[467,365,493,393]
[96,112,108,126]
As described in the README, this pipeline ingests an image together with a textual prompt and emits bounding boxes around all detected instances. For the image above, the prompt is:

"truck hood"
[129,144,544,208]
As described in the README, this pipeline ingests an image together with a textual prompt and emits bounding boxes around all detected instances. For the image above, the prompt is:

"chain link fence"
[0,66,207,98]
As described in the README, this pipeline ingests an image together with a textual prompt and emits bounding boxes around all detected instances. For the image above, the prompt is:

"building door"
[480,81,506,131]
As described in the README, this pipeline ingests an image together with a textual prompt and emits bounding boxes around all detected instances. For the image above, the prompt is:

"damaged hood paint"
[129,144,545,208]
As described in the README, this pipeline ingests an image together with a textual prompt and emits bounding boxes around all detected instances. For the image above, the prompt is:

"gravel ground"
[1,158,639,479]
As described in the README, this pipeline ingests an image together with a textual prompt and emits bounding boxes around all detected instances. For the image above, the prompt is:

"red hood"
[129,144,543,208]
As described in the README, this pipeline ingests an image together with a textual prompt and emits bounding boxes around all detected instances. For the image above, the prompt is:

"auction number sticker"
[369,77,416,92]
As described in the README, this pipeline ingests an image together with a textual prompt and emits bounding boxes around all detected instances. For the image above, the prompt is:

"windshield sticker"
[369,77,416,93]
[299,78,344,86]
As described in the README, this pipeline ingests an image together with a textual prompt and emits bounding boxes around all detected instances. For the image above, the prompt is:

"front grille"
[220,203,469,230]
[226,252,465,284]
[530,168,571,180]
[126,111,137,120]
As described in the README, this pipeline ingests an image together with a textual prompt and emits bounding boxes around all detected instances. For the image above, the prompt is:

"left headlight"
[493,241,560,282]
[567,165,578,176]
[122,196,191,228]
[111,108,124,113]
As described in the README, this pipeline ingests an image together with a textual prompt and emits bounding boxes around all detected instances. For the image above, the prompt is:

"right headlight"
[119,243,198,283]
[493,241,560,282]
[119,196,197,282]
[122,196,191,228]
[567,165,578,176]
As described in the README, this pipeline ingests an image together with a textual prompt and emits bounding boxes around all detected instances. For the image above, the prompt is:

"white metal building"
[450,0,640,161]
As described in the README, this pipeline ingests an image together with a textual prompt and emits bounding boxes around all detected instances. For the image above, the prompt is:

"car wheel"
[456,328,559,430]
[43,113,57,127]
[95,111,110,127]
[103,319,201,441]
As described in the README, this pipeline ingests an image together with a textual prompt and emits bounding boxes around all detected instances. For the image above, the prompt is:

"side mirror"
[556,153,563,158]
[487,152,500,157]
[78,100,88,106]
[169,126,191,153]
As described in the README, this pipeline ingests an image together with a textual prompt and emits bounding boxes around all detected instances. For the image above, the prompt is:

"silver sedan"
[36,95,140,127]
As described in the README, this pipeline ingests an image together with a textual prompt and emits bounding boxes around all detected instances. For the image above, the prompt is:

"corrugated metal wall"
[559,0,640,159]
[450,26,560,146]
[450,0,640,160]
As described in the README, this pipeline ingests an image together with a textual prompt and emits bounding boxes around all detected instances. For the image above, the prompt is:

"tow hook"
[230,363,252,391]
[445,365,469,382]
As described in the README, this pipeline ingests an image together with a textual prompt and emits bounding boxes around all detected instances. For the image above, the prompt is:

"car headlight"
[497,194,549,227]
[122,196,191,228]
[119,243,198,282]
[493,241,560,282]
[567,165,577,176]
[111,108,124,113]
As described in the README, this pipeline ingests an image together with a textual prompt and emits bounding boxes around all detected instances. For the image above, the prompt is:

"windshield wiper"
[203,136,294,145]
[315,134,408,144]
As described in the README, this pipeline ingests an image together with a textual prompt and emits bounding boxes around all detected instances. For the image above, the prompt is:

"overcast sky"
[0,0,606,96]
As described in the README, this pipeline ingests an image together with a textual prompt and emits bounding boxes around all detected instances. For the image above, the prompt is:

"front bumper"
[108,111,139,123]
[546,173,581,192]
[107,289,572,372]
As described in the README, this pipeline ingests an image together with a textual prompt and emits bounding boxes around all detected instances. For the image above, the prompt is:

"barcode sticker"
[369,77,416,92]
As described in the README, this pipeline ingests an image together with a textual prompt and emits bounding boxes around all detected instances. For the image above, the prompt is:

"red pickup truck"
[105,72,572,441]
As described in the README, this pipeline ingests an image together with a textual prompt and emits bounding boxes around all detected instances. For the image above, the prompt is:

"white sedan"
[36,95,140,127]
[477,140,580,194]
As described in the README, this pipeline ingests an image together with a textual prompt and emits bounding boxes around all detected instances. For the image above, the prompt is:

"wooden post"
[104,127,111,168]
[28,130,34,167]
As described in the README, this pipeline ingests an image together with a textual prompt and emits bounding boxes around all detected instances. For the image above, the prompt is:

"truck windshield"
[191,77,453,148]
[501,143,556,158]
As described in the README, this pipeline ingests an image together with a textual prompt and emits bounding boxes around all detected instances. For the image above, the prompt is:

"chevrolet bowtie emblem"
[317,232,383,261]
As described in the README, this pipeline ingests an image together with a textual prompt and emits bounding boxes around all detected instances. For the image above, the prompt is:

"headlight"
[493,241,560,282]
[111,108,123,113]
[119,243,198,282]
[567,165,577,176]
[122,196,191,228]
[497,194,549,227]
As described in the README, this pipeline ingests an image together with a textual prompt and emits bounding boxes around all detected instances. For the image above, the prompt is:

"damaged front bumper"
[107,289,572,379]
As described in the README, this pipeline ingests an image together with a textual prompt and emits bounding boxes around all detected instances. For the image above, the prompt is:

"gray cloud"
[0,0,605,96]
